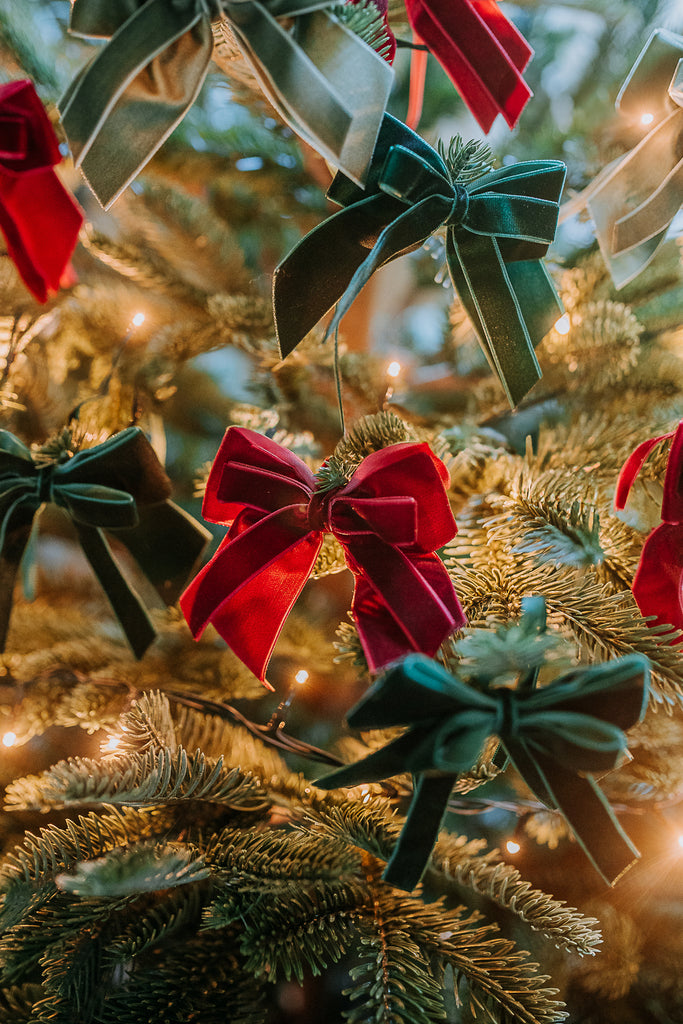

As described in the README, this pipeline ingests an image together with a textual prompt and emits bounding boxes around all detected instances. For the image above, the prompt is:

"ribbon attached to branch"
[404,0,532,132]
[317,647,650,891]
[59,0,393,208]
[0,428,210,658]
[615,419,683,634]
[0,80,83,302]
[586,30,683,288]
[180,426,465,684]
[274,115,566,407]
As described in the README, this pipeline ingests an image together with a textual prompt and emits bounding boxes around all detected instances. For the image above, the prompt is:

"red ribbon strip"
[615,421,683,633]
[181,427,465,683]
[0,80,83,302]
[404,0,533,132]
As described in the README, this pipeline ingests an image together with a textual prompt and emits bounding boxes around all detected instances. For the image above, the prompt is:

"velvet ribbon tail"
[614,431,674,510]
[59,0,211,208]
[228,4,393,186]
[180,511,323,682]
[382,773,456,890]
[73,521,156,659]
[405,0,532,131]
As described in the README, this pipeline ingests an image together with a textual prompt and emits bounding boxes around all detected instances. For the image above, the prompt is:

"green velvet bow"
[317,641,650,891]
[0,428,210,658]
[59,0,393,209]
[274,114,566,407]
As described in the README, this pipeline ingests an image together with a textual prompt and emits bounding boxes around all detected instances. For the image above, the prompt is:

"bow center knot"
[306,489,335,533]
[35,464,55,506]
[445,183,470,228]
[493,687,520,741]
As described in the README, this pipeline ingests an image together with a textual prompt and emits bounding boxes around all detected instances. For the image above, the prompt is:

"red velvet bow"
[180,427,465,684]
[615,421,683,633]
[405,0,532,132]
[0,80,83,302]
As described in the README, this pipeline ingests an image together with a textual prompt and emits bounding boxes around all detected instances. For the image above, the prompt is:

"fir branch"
[437,137,494,184]
[318,411,419,487]
[431,835,601,958]
[4,748,270,814]
[332,0,394,59]
[55,842,209,897]
[490,494,605,570]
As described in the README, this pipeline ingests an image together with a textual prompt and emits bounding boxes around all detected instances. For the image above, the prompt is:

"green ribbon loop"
[317,647,650,891]
[273,114,566,408]
[59,0,392,208]
[586,30,683,288]
[0,427,210,658]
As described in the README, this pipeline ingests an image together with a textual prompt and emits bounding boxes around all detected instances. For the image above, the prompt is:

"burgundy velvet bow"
[180,427,465,683]
[405,0,532,132]
[0,80,83,303]
[615,420,683,633]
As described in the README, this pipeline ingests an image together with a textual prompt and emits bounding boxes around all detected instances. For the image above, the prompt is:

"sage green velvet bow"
[274,114,566,407]
[0,427,209,658]
[586,29,683,288]
[59,0,393,208]
[317,645,650,891]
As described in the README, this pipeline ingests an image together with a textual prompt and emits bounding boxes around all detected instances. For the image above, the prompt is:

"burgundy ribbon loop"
[181,427,465,683]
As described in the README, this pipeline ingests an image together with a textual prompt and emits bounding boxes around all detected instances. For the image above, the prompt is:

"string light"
[2,731,16,748]
[294,669,309,685]
[505,839,521,855]
[103,735,120,753]
[677,834,683,850]
[640,112,654,126]
[554,313,571,335]
[386,360,402,378]
[131,312,146,328]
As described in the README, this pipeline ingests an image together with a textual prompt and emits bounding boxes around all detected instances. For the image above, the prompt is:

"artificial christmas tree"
[0,1,681,1022]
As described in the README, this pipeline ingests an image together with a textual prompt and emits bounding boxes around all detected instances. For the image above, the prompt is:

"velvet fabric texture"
[318,644,650,891]
[181,427,465,684]
[0,428,210,658]
[0,79,82,302]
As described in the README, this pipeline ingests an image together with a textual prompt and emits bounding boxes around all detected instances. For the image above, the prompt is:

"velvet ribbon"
[59,0,393,208]
[180,426,465,683]
[0,80,83,303]
[615,420,683,634]
[317,649,650,890]
[273,114,566,407]
[586,29,683,288]
[0,428,210,658]
[404,0,532,132]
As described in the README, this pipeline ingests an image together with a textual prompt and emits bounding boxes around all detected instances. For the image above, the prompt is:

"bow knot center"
[493,687,520,741]
[445,184,470,228]
[306,489,335,533]
[35,465,55,506]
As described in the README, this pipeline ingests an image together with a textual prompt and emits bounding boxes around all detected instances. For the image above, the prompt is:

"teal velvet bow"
[274,115,566,407]
[0,428,209,658]
[59,0,393,208]
[317,644,650,891]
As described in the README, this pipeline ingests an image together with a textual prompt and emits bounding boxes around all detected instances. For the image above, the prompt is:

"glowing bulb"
[554,313,571,335]
[294,669,309,685]
[103,735,120,752]
[505,839,521,855]
[640,112,654,126]
[678,834,683,850]
[131,312,146,327]
[2,731,16,748]
[386,361,402,379]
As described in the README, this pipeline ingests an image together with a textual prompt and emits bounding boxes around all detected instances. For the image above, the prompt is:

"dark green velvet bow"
[317,644,650,891]
[0,428,210,658]
[274,114,566,407]
[59,0,392,209]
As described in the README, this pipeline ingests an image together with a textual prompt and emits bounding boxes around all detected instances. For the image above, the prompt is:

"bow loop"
[181,428,464,682]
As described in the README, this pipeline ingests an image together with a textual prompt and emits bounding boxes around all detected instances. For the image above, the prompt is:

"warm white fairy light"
[294,669,309,685]
[640,112,655,126]
[505,839,521,855]
[131,312,146,327]
[2,731,17,748]
[103,734,120,752]
[554,313,571,335]
[386,360,402,378]
[678,833,683,850]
